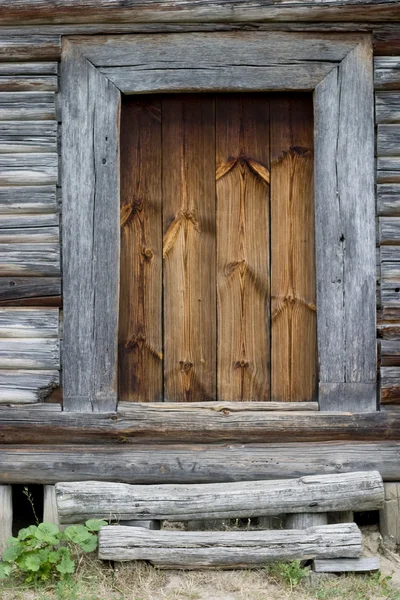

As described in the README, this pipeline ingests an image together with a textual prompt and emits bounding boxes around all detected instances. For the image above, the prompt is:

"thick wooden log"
[0,76,57,92]
[0,214,58,229]
[0,185,57,213]
[0,2,398,25]
[378,125,400,156]
[0,308,58,337]
[380,482,400,550]
[0,243,60,276]
[381,367,400,404]
[0,92,56,121]
[0,338,59,369]
[55,471,383,523]
[378,184,400,216]
[313,557,380,572]
[376,92,400,124]
[0,63,57,76]
[0,121,57,153]
[0,369,59,403]
[3,407,400,444]
[379,217,400,244]
[98,523,362,567]
[0,228,59,244]
[0,277,61,304]
[0,154,58,186]
[2,443,400,484]
[0,485,12,557]
[375,57,400,90]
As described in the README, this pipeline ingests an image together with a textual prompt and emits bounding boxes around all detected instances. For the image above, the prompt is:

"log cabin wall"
[1,5,400,484]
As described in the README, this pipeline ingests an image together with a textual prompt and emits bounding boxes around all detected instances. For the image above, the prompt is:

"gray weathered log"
[286,512,328,529]
[0,121,57,153]
[0,92,55,121]
[379,217,400,244]
[2,443,400,484]
[0,76,57,92]
[0,154,58,185]
[98,523,362,567]
[0,1,398,25]
[2,406,400,444]
[0,214,58,229]
[0,63,57,76]
[62,39,120,412]
[0,485,12,557]
[0,227,59,244]
[378,125,400,156]
[381,340,400,366]
[0,186,57,213]
[381,367,400,404]
[0,369,59,403]
[55,471,384,524]
[375,57,400,90]
[0,277,61,304]
[379,482,400,550]
[0,243,60,276]
[0,338,59,369]
[0,308,58,337]
[314,38,376,411]
[377,170,400,183]
[377,184,400,215]
[376,92,400,124]
[0,35,61,60]
[313,557,380,572]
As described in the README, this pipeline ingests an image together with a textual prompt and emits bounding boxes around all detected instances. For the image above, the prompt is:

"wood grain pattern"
[270,95,316,402]
[162,96,216,402]
[0,186,57,213]
[376,92,400,124]
[375,57,400,90]
[0,243,60,276]
[0,277,61,304]
[0,153,57,186]
[0,369,59,403]
[0,92,55,121]
[119,98,162,403]
[0,120,57,153]
[313,557,380,572]
[216,95,270,401]
[377,184,400,215]
[0,485,12,556]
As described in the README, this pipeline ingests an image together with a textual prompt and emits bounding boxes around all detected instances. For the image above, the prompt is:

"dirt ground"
[1,526,400,600]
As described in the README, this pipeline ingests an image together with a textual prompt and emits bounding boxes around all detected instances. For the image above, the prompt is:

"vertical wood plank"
[119,98,162,402]
[43,485,60,525]
[216,95,270,401]
[162,95,216,401]
[62,40,120,412]
[314,37,376,411]
[270,94,316,402]
[0,485,12,556]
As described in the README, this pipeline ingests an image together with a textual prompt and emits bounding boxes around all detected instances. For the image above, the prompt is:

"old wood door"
[119,93,316,403]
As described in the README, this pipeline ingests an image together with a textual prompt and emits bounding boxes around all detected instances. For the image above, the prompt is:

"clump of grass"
[267,560,310,589]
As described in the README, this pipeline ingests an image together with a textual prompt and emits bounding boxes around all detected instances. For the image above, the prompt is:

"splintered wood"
[120,93,316,402]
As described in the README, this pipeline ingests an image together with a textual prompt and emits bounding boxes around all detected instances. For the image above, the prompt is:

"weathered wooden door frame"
[61,32,376,415]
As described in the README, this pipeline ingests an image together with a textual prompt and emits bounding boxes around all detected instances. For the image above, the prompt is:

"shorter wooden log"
[55,471,384,524]
[98,523,362,568]
[313,557,380,573]
[380,482,400,550]
[0,485,12,556]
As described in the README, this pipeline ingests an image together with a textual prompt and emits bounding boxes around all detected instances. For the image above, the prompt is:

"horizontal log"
[0,1,398,24]
[380,245,400,262]
[0,63,57,76]
[378,125,400,156]
[0,227,59,243]
[0,35,61,60]
[0,277,61,303]
[0,121,57,153]
[0,153,58,185]
[376,92,400,124]
[377,184,400,215]
[1,406,400,444]
[98,523,362,567]
[0,338,59,368]
[0,369,59,403]
[377,170,400,183]
[0,92,55,121]
[0,214,58,228]
[313,557,380,572]
[2,442,400,484]
[0,308,58,337]
[0,76,57,92]
[381,366,400,404]
[375,57,400,90]
[0,186,57,213]
[378,323,400,340]
[377,157,400,173]
[0,243,60,276]
[55,471,384,523]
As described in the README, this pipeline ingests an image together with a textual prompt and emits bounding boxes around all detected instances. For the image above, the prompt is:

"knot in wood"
[234,360,249,370]
[179,360,193,373]
[142,246,154,260]
[125,334,146,350]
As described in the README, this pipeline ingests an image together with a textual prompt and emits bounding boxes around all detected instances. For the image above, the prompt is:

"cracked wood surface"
[119,98,162,402]
[270,95,316,402]
[163,96,216,402]
[216,95,270,401]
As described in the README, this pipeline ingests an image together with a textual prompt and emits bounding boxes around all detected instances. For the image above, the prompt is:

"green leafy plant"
[0,519,107,584]
[268,560,309,588]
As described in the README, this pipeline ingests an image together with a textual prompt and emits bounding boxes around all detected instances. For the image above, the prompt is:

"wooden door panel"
[270,94,317,401]
[119,98,163,402]
[162,96,217,402]
[216,96,270,401]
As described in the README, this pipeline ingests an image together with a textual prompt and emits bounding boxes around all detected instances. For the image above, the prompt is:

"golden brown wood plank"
[270,94,317,402]
[162,95,216,401]
[216,95,270,401]
[119,98,163,402]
